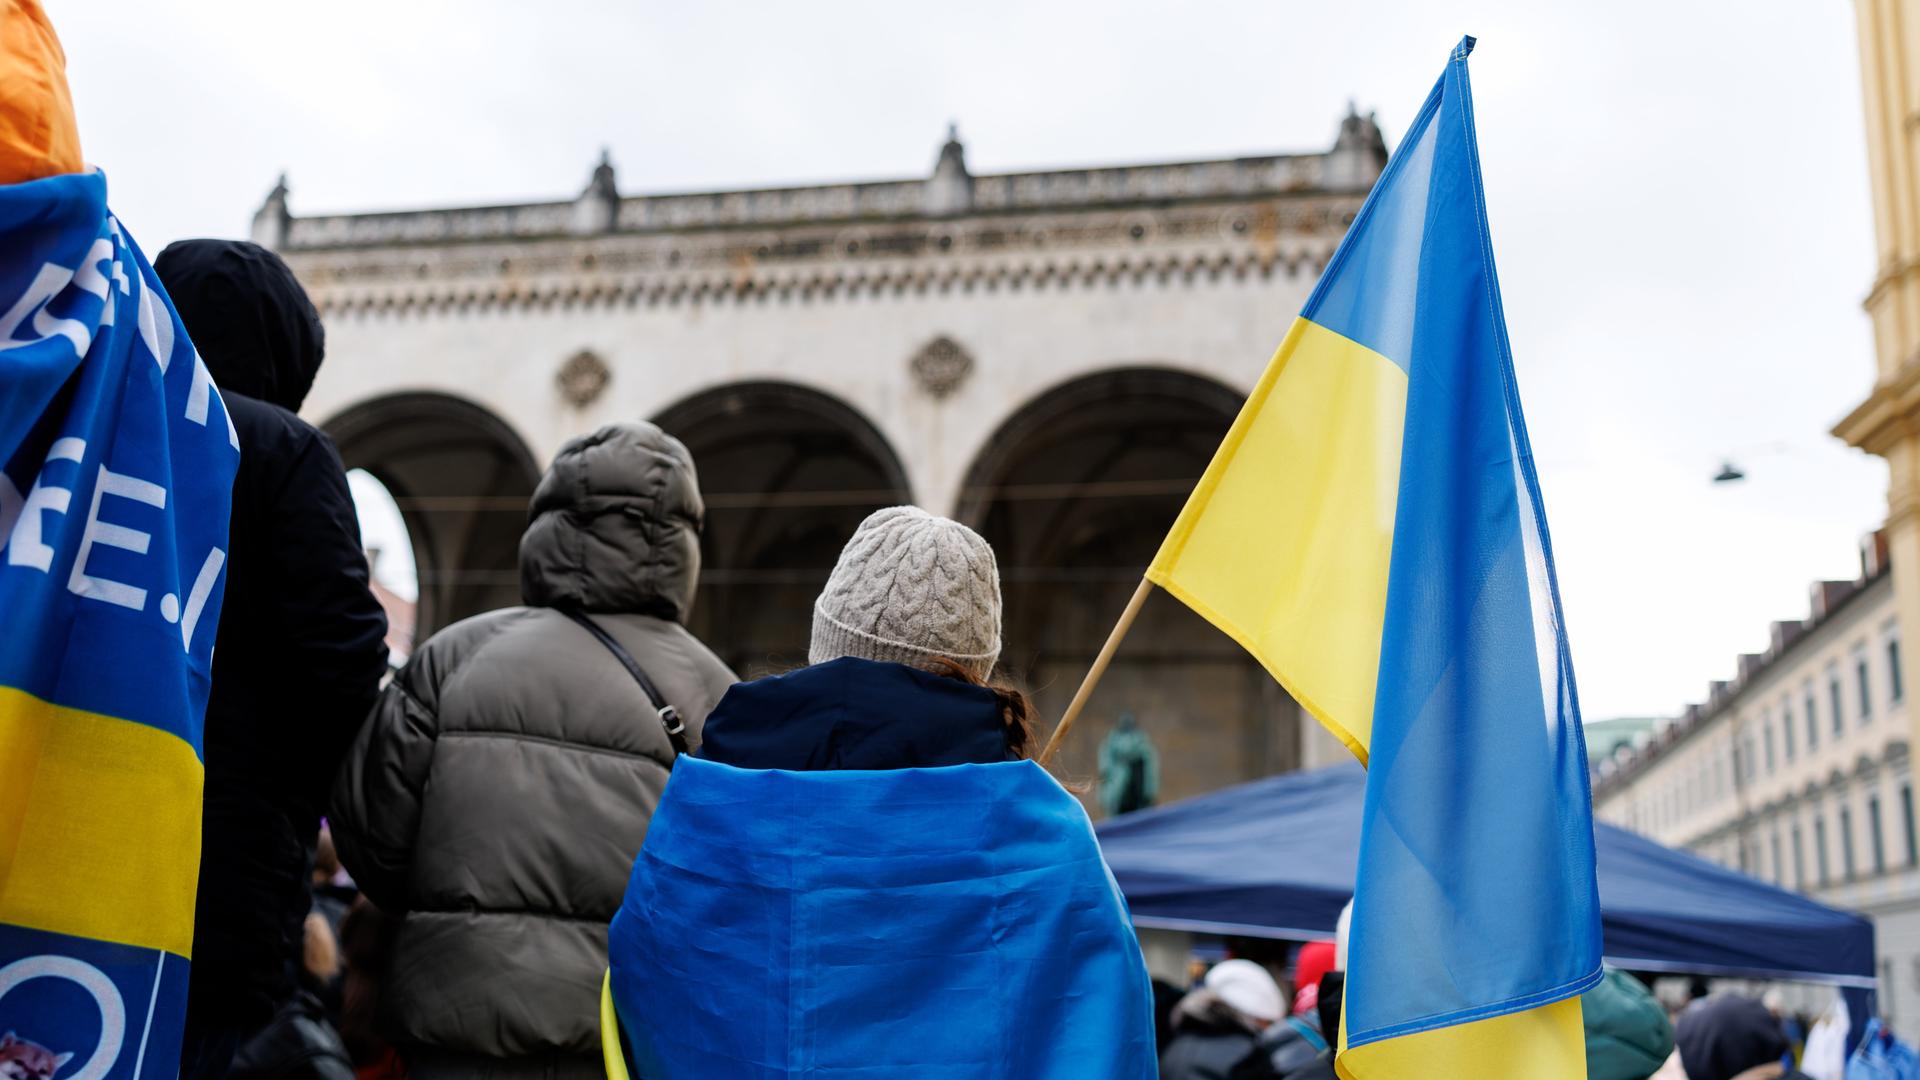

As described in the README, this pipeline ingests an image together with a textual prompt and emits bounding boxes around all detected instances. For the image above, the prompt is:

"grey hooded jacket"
[329,422,736,1062]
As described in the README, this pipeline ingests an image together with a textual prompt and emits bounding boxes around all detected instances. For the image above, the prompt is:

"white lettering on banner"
[67,464,166,610]
[5,438,87,571]
[72,238,116,330]
[0,262,83,355]
[184,354,239,449]
[168,547,226,650]
[135,280,172,373]
[0,955,126,1080]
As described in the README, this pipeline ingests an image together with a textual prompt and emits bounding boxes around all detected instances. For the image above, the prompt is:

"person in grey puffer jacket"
[329,421,736,1078]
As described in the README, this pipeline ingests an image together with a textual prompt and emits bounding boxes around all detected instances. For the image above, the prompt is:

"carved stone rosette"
[910,336,974,399]
[556,348,611,407]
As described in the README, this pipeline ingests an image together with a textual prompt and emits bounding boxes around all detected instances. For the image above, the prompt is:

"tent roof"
[1094,764,1875,987]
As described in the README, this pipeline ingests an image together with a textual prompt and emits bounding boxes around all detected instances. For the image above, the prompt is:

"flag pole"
[1037,577,1155,767]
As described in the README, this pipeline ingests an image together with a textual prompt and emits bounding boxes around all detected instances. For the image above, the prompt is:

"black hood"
[696,657,1012,771]
[1675,995,1788,1080]
[154,239,324,412]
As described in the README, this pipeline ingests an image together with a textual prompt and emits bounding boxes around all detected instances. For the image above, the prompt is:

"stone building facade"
[1592,533,1918,1020]
[261,111,1390,802]
[1837,0,1920,859]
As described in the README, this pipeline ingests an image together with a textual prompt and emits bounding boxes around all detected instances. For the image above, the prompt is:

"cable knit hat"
[810,506,1002,679]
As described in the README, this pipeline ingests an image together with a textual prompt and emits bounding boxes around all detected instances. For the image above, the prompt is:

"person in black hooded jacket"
[154,240,390,1079]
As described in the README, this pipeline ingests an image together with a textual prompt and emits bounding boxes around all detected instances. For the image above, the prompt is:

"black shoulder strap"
[560,609,689,764]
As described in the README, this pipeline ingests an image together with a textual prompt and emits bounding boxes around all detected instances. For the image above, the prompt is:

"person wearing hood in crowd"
[1650,993,1812,1080]
[605,506,1157,1078]
[1161,958,1286,1080]
[154,241,391,1079]
[1288,941,1336,1021]
[1582,967,1675,1080]
[1232,909,1347,1080]
[329,421,736,1078]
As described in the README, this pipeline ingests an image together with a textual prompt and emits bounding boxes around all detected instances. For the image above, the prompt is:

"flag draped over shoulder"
[608,757,1159,1079]
[1147,37,1601,1079]
[0,169,238,1076]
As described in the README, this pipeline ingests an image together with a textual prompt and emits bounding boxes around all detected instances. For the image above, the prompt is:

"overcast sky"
[54,1,1888,723]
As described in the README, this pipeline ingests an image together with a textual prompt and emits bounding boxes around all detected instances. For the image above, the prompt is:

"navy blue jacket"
[698,657,1012,771]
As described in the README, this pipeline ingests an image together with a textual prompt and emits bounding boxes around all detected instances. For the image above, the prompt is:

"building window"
[1904,785,1918,866]
[1871,795,1887,876]
[1842,806,1857,881]
[1816,816,1830,887]
[1783,701,1797,761]
[1793,825,1806,888]
[1772,830,1784,885]
[1859,654,1873,722]
[1892,638,1904,703]
[1831,674,1845,737]
[1765,721,1776,774]
[1807,687,1820,749]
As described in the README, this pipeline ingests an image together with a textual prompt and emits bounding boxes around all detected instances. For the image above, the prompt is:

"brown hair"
[927,657,1038,760]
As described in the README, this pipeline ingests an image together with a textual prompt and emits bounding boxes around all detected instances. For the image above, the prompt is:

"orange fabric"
[0,0,82,183]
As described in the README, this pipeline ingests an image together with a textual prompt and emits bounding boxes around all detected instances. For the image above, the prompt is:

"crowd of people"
[0,3,1895,1076]
[166,232,1152,1076]
[1152,936,1852,1080]
[154,233,1884,1080]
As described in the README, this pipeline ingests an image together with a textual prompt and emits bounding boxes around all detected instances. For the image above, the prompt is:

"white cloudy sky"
[54,1,1886,722]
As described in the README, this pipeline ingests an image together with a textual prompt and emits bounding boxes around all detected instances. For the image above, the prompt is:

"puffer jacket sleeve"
[328,647,443,913]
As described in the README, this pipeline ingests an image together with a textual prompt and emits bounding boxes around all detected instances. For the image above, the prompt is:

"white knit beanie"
[1205,959,1284,1024]
[809,506,1003,680]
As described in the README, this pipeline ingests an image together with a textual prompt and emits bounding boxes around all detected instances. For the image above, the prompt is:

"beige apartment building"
[1592,535,1918,1019]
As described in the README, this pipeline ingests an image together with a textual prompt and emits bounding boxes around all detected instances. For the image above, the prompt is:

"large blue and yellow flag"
[609,757,1159,1078]
[0,168,238,1072]
[1147,37,1601,1078]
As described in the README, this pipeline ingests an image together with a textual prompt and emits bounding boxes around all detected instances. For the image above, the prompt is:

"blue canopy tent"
[1095,764,1876,1033]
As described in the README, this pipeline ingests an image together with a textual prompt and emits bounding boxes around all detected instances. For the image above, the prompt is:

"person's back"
[607,506,1158,1078]
[154,240,391,1075]
[329,421,736,1075]
[1665,994,1809,1080]
[1582,968,1673,1080]
[1161,960,1283,1080]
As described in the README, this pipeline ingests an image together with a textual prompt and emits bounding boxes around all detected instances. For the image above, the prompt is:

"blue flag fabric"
[0,170,238,1077]
[1141,37,1600,1076]
[609,757,1157,1079]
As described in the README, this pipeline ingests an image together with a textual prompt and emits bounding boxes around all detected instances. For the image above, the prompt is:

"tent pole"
[1037,577,1154,768]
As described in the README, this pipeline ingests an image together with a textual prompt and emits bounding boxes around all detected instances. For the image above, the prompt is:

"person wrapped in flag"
[605,507,1158,1079]
[0,0,241,1073]
[1141,36,1602,1079]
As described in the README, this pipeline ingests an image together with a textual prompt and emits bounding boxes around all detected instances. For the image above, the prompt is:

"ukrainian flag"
[0,12,239,1058]
[1148,37,1601,1079]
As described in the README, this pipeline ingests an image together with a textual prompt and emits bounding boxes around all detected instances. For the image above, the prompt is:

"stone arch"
[322,392,541,638]
[958,366,1305,807]
[653,381,912,678]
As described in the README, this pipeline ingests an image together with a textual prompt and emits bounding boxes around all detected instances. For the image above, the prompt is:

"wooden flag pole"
[1037,577,1155,768]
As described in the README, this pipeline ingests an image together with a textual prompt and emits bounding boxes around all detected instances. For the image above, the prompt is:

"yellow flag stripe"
[1336,997,1586,1080]
[0,685,202,957]
[1147,316,1407,763]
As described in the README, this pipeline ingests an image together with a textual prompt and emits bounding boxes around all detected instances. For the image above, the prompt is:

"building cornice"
[279,151,1368,253]
[286,200,1355,319]
[1834,355,1920,462]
